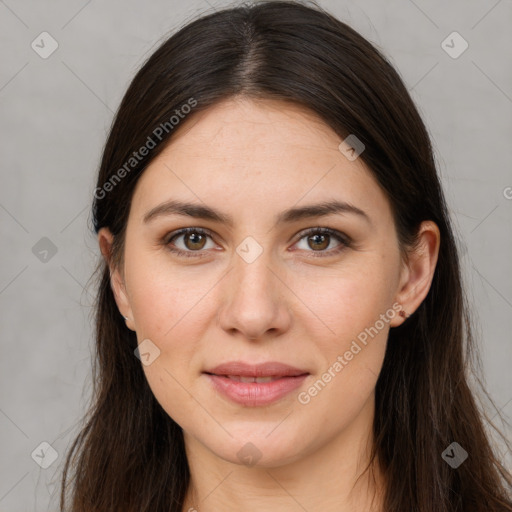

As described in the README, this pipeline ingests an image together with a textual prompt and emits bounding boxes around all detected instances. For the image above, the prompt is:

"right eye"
[165,227,217,258]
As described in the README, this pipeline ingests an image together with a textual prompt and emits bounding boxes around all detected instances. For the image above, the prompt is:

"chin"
[202,429,309,469]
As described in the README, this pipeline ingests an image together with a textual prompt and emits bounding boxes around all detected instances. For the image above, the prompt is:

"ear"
[98,227,136,331]
[389,220,440,327]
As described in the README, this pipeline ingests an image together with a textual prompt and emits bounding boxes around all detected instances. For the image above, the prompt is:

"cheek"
[295,262,394,343]
[124,255,202,383]
[128,264,206,427]
[126,251,211,340]
[295,260,394,406]
[297,277,390,430]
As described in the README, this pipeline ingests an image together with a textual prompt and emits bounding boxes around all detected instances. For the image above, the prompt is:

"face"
[104,97,415,468]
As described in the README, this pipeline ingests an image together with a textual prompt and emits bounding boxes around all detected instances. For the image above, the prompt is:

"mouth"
[204,360,309,378]
[211,375,292,383]
[203,361,310,406]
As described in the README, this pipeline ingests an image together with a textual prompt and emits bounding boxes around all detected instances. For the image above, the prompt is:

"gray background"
[1,0,511,510]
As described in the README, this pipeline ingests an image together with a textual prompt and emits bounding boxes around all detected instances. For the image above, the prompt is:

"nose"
[217,248,292,341]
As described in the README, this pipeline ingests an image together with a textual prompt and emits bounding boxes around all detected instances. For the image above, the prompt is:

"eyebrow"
[142,199,372,228]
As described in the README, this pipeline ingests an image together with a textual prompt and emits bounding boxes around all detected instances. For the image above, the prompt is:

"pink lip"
[204,361,309,406]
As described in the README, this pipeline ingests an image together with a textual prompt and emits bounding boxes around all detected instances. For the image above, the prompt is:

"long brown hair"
[60,1,512,510]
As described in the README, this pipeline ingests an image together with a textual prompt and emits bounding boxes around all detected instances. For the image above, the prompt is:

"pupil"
[310,234,328,250]
[187,233,204,249]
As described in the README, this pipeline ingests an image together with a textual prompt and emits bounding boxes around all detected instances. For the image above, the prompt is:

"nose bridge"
[231,236,277,303]
[217,235,290,339]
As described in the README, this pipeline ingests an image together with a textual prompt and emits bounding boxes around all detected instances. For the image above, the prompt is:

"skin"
[98,97,440,512]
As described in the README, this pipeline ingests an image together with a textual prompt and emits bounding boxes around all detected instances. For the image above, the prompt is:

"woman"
[60,1,512,511]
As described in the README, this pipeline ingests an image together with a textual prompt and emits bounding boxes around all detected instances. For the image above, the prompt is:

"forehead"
[171,97,339,147]
[130,98,392,228]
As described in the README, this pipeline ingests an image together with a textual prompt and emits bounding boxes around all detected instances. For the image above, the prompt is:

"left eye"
[165,227,349,258]
[294,228,348,255]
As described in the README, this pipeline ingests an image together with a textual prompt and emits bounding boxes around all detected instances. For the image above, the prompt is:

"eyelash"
[163,226,351,259]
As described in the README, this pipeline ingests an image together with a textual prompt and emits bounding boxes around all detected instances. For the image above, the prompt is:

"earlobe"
[389,220,440,327]
[97,227,136,331]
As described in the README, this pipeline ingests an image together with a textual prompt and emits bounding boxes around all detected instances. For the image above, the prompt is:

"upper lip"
[205,361,309,378]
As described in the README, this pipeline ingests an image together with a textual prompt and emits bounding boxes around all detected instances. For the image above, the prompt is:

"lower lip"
[205,373,309,406]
